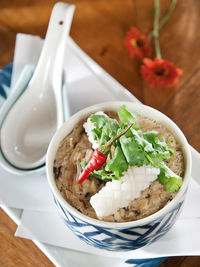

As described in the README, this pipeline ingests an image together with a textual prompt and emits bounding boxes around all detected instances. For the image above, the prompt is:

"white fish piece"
[83,111,108,149]
[90,165,160,219]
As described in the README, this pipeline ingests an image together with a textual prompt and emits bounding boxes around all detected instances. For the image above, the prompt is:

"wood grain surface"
[0,0,199,266]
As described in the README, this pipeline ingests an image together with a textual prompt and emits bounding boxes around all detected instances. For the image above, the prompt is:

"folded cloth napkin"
[1,33,200,265]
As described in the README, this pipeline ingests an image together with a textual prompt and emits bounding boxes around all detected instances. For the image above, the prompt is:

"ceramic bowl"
[46,101,192,251]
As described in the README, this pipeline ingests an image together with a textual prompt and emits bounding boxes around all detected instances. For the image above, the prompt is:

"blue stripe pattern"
[53,194,184,251]
[0,63,12,99]
[125,257,167,266]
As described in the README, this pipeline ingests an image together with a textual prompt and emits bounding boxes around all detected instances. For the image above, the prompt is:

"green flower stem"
[159,0,177,29]
[153,0,162,59]
[149,0,178,39]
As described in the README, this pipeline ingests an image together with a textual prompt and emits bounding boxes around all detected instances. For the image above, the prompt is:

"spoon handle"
[32,2,75,83]
[31,2,75,127]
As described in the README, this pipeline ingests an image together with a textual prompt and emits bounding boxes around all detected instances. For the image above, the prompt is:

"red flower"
[141,58,183,88]
[124,26,151,59]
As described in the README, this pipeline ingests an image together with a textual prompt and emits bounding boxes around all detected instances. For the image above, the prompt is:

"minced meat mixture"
[53,112,184,222]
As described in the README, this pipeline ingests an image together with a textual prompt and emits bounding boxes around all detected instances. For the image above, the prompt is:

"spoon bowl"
[0,2,74,171]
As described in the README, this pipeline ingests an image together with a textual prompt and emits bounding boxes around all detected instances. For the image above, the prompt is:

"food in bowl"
[53,105,184,223]
[47,101,191,251]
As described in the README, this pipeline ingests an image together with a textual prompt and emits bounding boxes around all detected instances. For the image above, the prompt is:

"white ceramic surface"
[46,101,192,250]
[0,2,74,170]
[0,65,44,175]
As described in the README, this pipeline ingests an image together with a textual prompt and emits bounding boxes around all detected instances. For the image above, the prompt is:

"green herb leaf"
[105,144,128,178]
[80,159,116,181]
[164,177,182,192]
[118,105,137,125]
[90,114,119,146]
[169,148,175,156]
[157,165,182,193]
[90,168,116,181]
[145,151,167,168]
[119,135,148,166]
[143,131,170,154]
[142,131,171,165]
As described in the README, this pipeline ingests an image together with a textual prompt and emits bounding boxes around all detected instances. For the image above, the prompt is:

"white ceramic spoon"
[0,2,75,170]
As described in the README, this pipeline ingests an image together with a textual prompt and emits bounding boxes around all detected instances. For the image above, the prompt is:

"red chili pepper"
[77,148,107,183]
[77,122,133,183]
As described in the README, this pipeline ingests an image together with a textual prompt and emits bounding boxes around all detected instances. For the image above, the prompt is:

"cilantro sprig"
[90,114,119,146]
[157,164,182,193]
[82,106,182,193]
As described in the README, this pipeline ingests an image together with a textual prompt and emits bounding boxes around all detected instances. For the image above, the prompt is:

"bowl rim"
[46,101,192,229]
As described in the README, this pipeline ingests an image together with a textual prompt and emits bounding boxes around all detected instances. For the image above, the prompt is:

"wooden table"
[0,0,199,266]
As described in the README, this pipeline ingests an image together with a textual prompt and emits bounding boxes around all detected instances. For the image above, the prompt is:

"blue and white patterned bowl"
[46,101,192,251]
